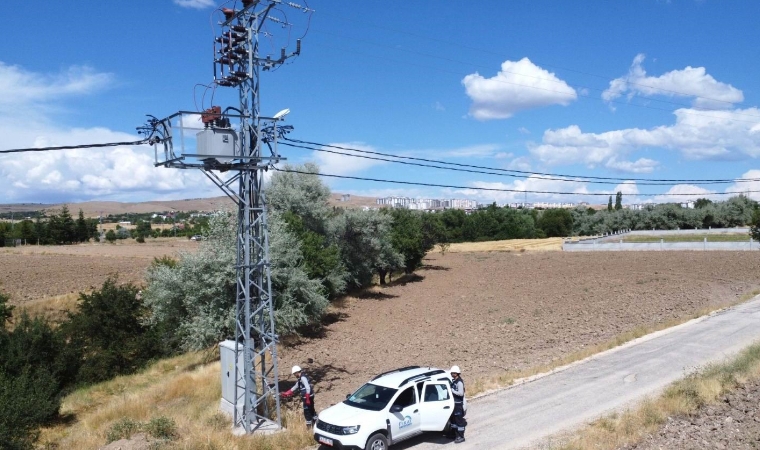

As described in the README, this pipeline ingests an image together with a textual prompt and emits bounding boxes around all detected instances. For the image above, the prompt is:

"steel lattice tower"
[139,0,308,433]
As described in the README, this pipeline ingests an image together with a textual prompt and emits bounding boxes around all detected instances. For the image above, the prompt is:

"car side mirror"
[390,405,403,413]
[346,394,351,399]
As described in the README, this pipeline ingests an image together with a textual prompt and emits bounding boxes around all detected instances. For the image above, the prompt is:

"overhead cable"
[272,167,758,197]
[0,139,150,155]
[282,137,760,185]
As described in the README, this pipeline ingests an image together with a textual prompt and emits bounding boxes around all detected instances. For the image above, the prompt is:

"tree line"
[0,206,99,246]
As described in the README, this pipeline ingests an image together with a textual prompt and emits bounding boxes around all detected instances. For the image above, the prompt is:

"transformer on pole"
[138,0,312,433]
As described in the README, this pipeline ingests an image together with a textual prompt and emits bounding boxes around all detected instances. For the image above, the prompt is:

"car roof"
[369,366,451,389]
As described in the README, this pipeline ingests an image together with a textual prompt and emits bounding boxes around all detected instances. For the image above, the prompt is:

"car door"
[418,381,455,431]
[387,386,421,441]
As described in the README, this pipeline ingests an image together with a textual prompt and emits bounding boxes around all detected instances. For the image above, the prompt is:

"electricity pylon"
[139,0,311,433]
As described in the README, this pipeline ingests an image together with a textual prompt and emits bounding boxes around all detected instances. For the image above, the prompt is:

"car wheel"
[365,432,389,450]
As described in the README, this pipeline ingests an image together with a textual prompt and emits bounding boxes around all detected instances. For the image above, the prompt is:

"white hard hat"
[291,365,302,374]
[450,365,461,374]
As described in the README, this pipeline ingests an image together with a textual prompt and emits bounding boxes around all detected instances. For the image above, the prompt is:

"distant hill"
[0,193,378,218]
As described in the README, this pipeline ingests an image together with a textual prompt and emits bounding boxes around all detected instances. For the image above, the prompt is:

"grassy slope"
[39,352,314,450]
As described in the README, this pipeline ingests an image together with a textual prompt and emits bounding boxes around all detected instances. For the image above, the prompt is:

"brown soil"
[620,378,760,450]
[279,251,760,410]
[0,238,197,303]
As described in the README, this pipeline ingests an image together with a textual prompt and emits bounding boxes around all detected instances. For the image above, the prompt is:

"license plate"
[318,436,334,446]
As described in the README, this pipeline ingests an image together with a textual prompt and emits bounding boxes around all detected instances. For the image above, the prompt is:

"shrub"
[62,278,162,384]
[0,368,61,450]
[105,418,141,443]
[144,416,178,440]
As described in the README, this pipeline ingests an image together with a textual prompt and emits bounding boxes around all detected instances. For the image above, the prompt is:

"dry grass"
[552,341,760,450]
[39,352,315,450]
[13,293,80,325]
[468,289,760,398]
[446,238,564,253]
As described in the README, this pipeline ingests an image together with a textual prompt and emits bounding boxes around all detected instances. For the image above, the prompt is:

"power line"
[273,167,759,197]
[282,137,760,185]
[0,139,149,154]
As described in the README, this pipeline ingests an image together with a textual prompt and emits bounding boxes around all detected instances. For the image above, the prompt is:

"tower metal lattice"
[139,0,309,433]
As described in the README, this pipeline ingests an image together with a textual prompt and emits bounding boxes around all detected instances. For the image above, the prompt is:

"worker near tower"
[281,365,316,426]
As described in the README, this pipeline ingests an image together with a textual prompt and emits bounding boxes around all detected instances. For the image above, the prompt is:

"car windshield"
[344,383,398,411]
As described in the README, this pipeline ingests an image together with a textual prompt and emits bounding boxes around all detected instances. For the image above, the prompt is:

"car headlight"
[342,425,360,435]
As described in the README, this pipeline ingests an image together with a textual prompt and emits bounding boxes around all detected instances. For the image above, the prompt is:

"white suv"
[314,366,462,450]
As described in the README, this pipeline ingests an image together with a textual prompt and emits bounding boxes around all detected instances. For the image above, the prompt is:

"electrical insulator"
[201,106,222,124]
[231,25,247,33]
[222,8,236,19]
[296,39,301,55]
[280,48,286,60]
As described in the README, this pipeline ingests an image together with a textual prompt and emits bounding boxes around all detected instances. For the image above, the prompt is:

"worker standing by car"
[450,365,466,443]
[280,365,316,427]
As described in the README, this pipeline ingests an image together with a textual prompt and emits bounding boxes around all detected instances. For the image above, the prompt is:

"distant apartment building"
[376,197,477,210]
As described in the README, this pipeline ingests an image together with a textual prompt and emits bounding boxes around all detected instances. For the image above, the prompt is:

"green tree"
[282,212,345,297]
[62,278,160,383]
[750,208,760,241]
[614,191,623,210]
[0,291,13,326]
[75,210,89,242]
[537,208,574,237]
[694,198,713,209]
[607,196,613,212]
[105,229,117,243]
[329,209,403,289]
[47,206,76,244]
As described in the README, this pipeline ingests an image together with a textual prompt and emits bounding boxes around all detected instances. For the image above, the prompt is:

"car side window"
[392,386,416,409]
[423,384,450,402]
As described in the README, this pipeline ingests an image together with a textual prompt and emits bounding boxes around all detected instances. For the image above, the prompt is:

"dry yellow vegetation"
[445,237,565,253]
[39,352,314,450]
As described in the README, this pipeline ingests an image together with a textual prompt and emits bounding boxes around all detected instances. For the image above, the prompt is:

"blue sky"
[2,0,760,205]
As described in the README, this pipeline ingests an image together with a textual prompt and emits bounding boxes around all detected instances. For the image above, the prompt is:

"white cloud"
[437,144,502,158]
[530,107,760,170]
[452,176,595,205]
[507,156,532,171]
[0,63,214,203]
[517,127,531,135]
[605,157,659,173]
[173,0,216,9]
[724,169,760,201]
[462,58,577,120]
[651,184,716,203]
[434,101,445,111]
[0,62,113,113]
[603,54,743,110]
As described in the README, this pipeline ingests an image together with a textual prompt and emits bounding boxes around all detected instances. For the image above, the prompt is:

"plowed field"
[0,238,197,303]
[279,251,760,410]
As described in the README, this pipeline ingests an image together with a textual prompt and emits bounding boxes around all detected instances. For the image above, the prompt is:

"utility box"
[219,340,245,417]
[197,128,238,164]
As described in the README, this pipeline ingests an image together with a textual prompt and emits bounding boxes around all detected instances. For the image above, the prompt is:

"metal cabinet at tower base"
[219,340,245,417]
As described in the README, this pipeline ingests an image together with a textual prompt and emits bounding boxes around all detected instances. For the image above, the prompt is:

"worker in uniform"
[280,365,316,427]
[450,365,466,443]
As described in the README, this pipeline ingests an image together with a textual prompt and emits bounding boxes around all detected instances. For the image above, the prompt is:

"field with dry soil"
[0,238,198,304]
[279,251,760,410]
